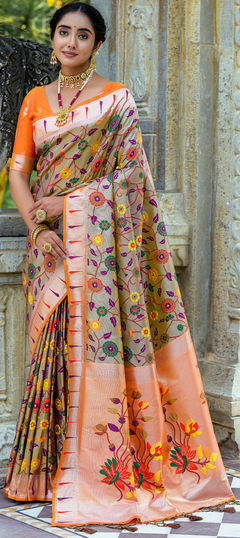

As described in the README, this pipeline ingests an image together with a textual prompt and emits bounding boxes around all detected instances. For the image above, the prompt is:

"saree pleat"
[4,82,234,524]
[4,298,69,501]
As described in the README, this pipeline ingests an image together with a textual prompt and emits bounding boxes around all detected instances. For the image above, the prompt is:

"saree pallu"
[4,82,234,525]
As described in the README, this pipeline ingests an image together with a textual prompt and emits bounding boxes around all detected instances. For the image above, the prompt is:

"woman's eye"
[78,33,88,39]
[59,30,68,36]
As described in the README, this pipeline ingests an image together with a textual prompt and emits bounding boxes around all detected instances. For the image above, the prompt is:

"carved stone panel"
[116,0,160,184]
[228,3,240,332]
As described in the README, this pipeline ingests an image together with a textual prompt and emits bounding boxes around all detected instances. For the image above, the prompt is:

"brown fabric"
[4,298,68,500]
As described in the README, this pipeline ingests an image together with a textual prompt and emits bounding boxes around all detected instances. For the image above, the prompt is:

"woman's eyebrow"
[57,24,93,34]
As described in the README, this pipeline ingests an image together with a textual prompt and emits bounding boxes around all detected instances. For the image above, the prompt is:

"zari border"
[52,186,88,526]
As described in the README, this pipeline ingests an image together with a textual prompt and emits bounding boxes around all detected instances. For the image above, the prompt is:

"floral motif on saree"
[4,82,234,525]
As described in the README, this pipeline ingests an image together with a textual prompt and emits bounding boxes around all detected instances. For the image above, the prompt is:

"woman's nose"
[68,33,77,48]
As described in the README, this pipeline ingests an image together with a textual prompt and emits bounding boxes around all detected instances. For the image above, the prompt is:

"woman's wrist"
[31,223,49,245]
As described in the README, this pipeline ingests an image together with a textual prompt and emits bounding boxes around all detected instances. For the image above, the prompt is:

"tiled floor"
[0,467,240,538]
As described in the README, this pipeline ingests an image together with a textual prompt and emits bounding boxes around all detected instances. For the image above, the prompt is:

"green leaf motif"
[141,416,153,422]
[138,473,144,488]
[108,408,118,414]
[166,399,177,405]
[100,469,108,477]
[109,471,119,484]
[139,429,148,439]
[170,413,178,422]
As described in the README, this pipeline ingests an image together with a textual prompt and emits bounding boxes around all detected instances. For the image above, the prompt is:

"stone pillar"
[0,227,27,483]
[198,0,240,454]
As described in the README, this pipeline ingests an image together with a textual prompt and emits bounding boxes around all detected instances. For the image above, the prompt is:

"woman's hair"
[50,2,106,45]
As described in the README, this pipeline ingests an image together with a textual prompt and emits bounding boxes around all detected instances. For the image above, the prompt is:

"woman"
[4,1,234,528]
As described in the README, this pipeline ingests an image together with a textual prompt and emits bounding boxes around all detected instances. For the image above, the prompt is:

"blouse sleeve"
[10,90,36,175]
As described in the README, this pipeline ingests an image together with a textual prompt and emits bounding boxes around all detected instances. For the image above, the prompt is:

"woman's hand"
[36,229,68,259]
[28,195,64,224]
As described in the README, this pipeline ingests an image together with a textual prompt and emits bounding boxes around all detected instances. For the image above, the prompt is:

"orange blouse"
[10,82,125,175]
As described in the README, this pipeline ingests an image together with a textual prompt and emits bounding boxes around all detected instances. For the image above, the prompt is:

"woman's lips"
[62,52,78,57]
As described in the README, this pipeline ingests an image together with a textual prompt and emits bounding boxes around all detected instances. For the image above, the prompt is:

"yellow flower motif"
[126,491,132,499]
[55,424,61,435]
[31,458,40,471]
[136,235,142,246]
[148,268,158,282]
[28,291,33,305]
[118,325,122,336]
[36,380,40,390]
[201,467,207,475]
[142,211,148,222]
[23,276,27,285]
[138,133,143,145]
[90,320,101,332]
[138,400,149,410]
[44,341,49,351]
[150,311,159,320]
[91,141,100,153]
[40,419,49,430]
[130,292,140,302]
[181,418,202,437]
[60,168,71,180]
[155,488,163,494]
[48,355,53,363]
[160,385,168,395]
[21,459,28,471]
[176,287,181,298]
[154,470,162,483]
[30,420,36,431]
[206,462,216,469]
[210,452,218,463]
[150,441,163,460]
[133,490,137,498]
[128,240,136,251]
[92,234,104,246]
[43,379,50,391]
[141,327,150,338]
[55,398,62,410]
[129,327,135,338]
[130,472,135,485]
[117,204,126,215]
[197,445,203,460]
[50,339,55,350]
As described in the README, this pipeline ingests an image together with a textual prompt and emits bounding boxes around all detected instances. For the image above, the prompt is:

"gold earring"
[50,50,58,65]
[90,54,96,70]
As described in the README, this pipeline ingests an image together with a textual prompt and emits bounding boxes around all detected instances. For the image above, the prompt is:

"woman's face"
[52,11,100,72]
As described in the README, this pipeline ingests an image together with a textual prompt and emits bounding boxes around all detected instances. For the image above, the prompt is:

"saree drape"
[4,82,234,526]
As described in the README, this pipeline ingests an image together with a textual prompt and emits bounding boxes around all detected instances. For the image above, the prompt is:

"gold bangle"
[31,224,49,245]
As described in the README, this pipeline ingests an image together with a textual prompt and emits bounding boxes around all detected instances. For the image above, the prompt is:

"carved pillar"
[0,236,27,482]
[195,0,240,454]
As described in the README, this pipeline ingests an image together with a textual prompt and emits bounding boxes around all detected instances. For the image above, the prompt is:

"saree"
[4,81,234,526]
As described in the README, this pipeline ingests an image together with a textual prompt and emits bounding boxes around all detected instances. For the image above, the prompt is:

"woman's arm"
[9,170,37,233]
[9,170,67,259]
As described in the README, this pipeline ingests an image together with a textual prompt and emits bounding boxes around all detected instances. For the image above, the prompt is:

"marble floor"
[0,462,240,538]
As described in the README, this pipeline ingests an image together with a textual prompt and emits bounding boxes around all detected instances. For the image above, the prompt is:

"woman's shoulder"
[23,85,44,104]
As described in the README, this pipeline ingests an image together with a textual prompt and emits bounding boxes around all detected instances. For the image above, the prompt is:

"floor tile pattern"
[0,468,239,538]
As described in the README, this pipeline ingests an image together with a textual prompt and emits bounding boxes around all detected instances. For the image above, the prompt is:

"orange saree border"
[52,186,88,526]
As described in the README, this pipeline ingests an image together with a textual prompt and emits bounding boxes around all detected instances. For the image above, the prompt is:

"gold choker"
[60,61,96,88]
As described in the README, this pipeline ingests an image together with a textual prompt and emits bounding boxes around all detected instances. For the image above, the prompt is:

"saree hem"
[50,495,236,527]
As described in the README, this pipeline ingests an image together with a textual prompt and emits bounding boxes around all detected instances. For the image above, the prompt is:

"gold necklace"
[60,60,95,88]
[55,68,94,127]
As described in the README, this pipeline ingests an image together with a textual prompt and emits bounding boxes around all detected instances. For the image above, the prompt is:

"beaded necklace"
[55,68,94,127]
